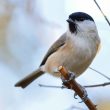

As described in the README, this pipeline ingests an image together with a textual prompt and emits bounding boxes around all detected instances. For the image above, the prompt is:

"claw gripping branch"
[58,66,97,110]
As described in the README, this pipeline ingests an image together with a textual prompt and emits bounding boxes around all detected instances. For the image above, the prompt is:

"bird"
[15,12,100,88]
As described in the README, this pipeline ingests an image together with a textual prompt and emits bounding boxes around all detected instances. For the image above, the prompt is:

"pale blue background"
[0,0,110,110]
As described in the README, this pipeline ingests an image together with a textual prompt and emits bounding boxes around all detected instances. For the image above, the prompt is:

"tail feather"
[15,68,44,88]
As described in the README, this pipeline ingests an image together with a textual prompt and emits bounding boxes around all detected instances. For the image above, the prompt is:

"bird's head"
[67,12,96,34]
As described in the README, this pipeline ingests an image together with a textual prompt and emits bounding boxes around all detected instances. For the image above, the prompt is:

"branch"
[66,105,85,110]
[84,82,110,88]
[89,67,110,81]
[58,66,97,110]
[38,84,66,89]
[94,0,110,26]
[38,81,110,89]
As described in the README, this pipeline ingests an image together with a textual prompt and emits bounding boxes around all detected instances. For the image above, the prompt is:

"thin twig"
[89,67,110,81]
[38,84,66,89]
[84,82,110,88]
[66,105,85,110]
[38,81,110,89]
[94,0,110,26]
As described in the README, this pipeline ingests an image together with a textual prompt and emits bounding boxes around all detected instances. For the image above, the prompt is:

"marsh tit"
[15,12,100,88]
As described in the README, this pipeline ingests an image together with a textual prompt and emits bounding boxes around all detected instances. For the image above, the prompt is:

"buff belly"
[44,42,96,77]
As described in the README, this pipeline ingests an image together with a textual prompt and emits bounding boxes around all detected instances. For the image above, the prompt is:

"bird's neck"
[66,29,100,53]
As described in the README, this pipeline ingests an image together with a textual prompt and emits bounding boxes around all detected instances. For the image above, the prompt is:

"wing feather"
[40,33,66,66]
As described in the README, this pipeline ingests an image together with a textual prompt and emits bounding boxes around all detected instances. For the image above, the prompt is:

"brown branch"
[58,66,97,110]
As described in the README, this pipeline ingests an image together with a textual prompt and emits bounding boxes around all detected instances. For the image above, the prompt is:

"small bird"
[15,12,100,88]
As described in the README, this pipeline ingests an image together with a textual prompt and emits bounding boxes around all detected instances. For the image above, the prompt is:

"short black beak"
[66,18,75,24]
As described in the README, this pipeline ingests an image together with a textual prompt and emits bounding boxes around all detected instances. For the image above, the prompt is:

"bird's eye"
[79,17,84,21]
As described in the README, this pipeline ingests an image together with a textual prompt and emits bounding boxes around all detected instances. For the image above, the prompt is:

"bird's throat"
[69,23,77,33]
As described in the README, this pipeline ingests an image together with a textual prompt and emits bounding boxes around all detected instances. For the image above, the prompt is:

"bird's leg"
[61,71,88,102]
[61,71,76,89]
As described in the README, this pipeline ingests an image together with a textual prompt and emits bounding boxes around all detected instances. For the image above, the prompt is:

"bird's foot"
[61,71,76,89]
[61,70,88,102]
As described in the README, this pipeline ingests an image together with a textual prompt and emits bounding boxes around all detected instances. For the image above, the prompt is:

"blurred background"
[0,0,110,110]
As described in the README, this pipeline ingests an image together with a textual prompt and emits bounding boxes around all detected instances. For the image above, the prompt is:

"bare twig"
[94,0,110,26]
[89,67,110,81]
[38,84,65,89]
[84,82,110,88]
[58,66,97,110]
[66,105,84,110]
[38,81,110,89]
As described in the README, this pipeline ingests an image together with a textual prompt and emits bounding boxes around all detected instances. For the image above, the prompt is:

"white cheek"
[76,20,96,32]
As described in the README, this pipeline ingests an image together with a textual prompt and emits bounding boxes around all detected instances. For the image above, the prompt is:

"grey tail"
[15,68,44,88]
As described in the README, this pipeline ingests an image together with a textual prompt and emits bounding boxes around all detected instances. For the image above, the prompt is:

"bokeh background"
[0,0,110,110]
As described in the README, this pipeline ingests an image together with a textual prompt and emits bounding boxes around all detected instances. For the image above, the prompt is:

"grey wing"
[40,33,67,66]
